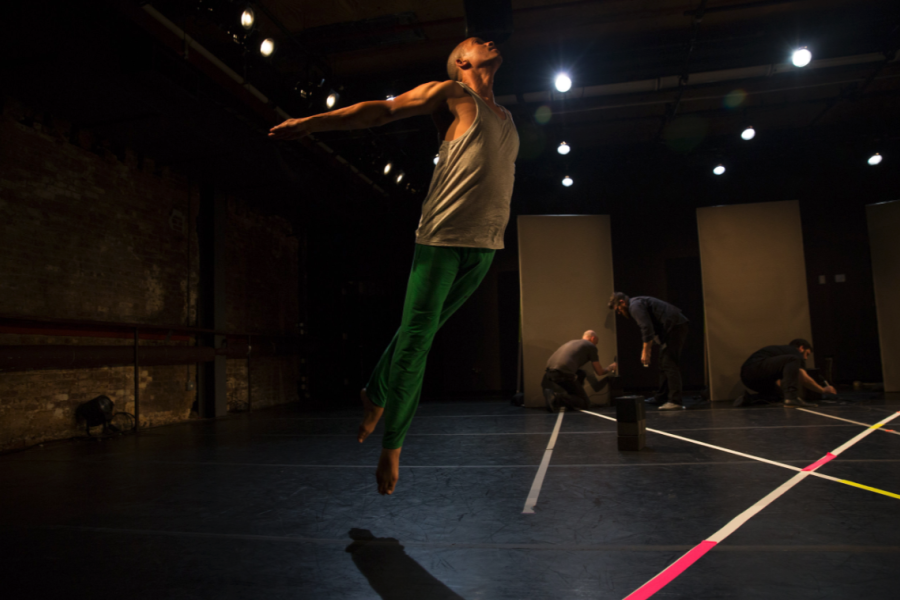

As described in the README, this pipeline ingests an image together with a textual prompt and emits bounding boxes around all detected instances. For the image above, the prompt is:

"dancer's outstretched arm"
[268,80,467,140]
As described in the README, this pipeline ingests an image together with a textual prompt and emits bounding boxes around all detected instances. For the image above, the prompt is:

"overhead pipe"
[137,4,388,197]
[494,52,895,106]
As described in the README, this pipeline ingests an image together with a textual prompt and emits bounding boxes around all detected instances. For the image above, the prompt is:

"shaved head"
[583,330,599,343]
[446,39,472,81]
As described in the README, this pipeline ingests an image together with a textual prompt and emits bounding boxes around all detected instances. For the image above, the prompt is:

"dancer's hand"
[607,361,618,375]
[641,348,651,367]
[268,117,314,140]
[823,385,837,395]
[376,447,401,495]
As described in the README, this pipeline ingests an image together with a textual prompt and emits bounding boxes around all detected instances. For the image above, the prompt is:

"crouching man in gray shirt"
[542,330,617,412]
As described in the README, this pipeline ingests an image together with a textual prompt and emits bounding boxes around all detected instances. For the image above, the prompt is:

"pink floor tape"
[623,540,717,600]
[803,452,837,472]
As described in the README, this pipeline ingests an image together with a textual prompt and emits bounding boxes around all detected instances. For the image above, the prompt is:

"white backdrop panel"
[697,200,813,401]
[518,215,617,408]
[866,200,900,392]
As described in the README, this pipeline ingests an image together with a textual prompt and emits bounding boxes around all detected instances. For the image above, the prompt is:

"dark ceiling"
[4,0,900,212]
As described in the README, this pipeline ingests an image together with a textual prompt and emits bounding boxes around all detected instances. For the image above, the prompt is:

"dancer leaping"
[270,38,519,495]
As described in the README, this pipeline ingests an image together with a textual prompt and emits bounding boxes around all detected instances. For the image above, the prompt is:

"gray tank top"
[415,82,519,250]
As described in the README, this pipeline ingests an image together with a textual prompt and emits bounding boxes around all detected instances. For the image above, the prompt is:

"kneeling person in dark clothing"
[739,339,836,407]
[542,330,617,412]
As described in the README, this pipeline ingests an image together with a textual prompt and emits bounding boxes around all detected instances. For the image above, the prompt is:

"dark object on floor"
[511,392,524,407]
[75,395,114,435]
[615,395,646,451]
[617,420,645,436]
[615,395,646,421]
[617,433,646,451]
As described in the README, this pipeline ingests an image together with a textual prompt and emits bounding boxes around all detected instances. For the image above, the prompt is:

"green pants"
[367,244,495,449]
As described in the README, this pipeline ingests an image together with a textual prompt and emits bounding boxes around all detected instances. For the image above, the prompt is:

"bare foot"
[358,388,384,443]
[376,447,401,495]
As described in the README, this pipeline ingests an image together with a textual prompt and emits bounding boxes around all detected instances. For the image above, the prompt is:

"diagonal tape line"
[830,412,900,456]
[796,408,900,436]
[579,409,900,502]
[522,407,566,514]
[618,410,900,600]
[809,472,900,500]
[579,410,803,472]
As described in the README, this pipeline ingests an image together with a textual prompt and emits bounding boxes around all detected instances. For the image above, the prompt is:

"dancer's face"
[458,38,502,71]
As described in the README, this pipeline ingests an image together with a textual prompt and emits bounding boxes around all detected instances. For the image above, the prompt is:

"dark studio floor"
[1,394,899,599]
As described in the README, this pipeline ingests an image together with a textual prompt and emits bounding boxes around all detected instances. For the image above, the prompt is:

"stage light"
[240,8,255,30]
[395,172,405,184]
[868,153,883,166]
[555,73,572,93]
[260,38,275,57]
[557,141,571,155]
[562,175,573,187]
[326,92,339,109]
[433,154,439,165]
[386,95,395,101]
[713,164,726,175]
[791,47,812,67]
[75,395,115,435]
[383,162,393,175]
[741,127,756,140]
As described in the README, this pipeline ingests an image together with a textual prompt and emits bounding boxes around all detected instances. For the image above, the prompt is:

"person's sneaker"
[784,397,818,407]
[659,402,684,411]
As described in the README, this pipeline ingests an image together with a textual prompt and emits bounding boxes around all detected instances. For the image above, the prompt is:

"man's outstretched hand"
[268,117,314,140]
[376,447,401,495]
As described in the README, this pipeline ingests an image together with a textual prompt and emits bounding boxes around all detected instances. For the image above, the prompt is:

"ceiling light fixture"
[383,162,393,175]
[868,153,883,166]
[326,92,339,109]
[433,154,439,165]
[713,165,726,175]
[554,73,572,93]
[259,38,275,57]
[562,175,573,187]
[557,141,571,155]
[791,47,812,67]
[240,8,255,30]
[395,172,405,184]
[741,127,756,141]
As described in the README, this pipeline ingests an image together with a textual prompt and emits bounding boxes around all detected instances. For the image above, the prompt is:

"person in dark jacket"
[737,339,835,407]
[609,292,688,411]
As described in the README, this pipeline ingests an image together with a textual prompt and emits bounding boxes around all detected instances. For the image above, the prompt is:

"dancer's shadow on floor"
[345,528,465,600]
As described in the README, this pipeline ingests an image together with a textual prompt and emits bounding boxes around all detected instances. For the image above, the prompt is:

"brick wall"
[0,98,300,451]
[224,198,300,414]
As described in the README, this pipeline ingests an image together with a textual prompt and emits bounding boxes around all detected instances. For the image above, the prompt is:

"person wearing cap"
[542,330,617,411]
[608,292,689,411]
[737,339,836,407]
